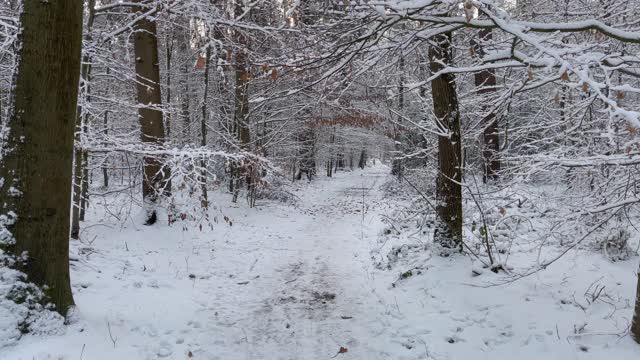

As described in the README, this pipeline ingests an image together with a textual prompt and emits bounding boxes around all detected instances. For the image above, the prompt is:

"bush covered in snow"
[0,218,64,348]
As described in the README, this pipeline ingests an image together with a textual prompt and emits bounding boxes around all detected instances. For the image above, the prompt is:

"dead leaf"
[581,82,589,93]
[195,54,206,69]
[270,68,278,81]
[560,71,570,81]
[625,122,637,135]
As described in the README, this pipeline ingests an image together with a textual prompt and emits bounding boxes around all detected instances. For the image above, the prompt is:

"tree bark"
[471,28,500,183]
[358,149,367,169]
[177,18,191,145]
[71,0,96,240]
[632,266,640,343]
[392,54,405,178]
[102,67,111,189]
[0,0,83,315]
[429,32,463,251]
[133,0,168,224]
[231,0,250,202]
[200,43,212,208]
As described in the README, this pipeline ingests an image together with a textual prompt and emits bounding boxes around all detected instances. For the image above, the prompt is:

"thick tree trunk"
[632,266,640,343]
[429,32,463,251]
[133,0,168,224]
[0,0,83,315]
[472,28,500,183]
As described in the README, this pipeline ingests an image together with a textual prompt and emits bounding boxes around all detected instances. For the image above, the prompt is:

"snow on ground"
[2,164,639,359]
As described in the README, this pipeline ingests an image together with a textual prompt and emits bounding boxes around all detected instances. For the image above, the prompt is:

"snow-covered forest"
[1,0,640,359]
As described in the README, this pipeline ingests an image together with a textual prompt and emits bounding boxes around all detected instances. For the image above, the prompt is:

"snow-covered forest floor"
[3,164,639,360]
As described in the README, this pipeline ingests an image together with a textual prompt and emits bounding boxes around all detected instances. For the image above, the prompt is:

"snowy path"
[4,164,640,360]
[4,165,405,360]
[199,166,397,359]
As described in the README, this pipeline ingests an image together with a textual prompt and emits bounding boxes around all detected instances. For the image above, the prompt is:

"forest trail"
[5,164,640,360]
[4,165,410,360]
[208,164,397,359]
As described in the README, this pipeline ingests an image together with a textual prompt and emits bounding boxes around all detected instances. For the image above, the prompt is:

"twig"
[106,321,117,348]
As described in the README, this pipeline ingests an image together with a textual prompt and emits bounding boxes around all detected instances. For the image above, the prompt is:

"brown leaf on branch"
[625,122,637,136]
[195,54,206,69]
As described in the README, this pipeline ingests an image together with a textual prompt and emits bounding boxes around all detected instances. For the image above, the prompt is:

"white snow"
[1,165,639,359]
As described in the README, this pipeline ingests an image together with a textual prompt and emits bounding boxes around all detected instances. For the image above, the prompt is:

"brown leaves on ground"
[331,346,348,358]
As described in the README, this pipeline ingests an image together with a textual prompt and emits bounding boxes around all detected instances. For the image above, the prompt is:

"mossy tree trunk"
[429,31,463,251]
[132,0,169,224]
[0,0,83,315]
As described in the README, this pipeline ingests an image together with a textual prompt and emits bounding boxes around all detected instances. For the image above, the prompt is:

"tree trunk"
[232,1,250,203]
[133,0,168,224]
[71,0,96,240]
[102,69,110,189]
[0,0,83,315]
[358,149,367,169]
[200,43,212,208]
[178,20,191,145]
[79,148,89,221]
[296,127,316,181]
[632,266,640,343]
[429,32,463,251]
[472,28,500,183]
[392,54,405,178]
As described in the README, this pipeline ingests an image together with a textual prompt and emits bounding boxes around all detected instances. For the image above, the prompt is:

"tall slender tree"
[71,0,97,240]
[0,0,83,315]
[471,27,500,182]
[231,0,251,203]
[429,31,463,251]
[632,265,640,343]
[132,0,169,224]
